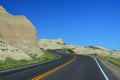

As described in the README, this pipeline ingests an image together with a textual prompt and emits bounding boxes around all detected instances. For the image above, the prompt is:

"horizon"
[0,0,120,50]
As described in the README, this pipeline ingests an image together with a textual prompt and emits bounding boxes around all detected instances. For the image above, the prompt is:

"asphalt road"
[0,50,118,80]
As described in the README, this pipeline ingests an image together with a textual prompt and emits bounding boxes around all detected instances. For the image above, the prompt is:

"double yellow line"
[32,56,77,80]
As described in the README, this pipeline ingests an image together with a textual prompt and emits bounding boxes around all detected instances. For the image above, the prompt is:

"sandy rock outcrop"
[39,38,75,49]
[39,37,120,58]
[73,46,111,56]
[0,6,43,60]
[0,40,31,61]
[0,6,36,43]
[73,46,120,58]
[110,50,120,58]
[57,38,64,44]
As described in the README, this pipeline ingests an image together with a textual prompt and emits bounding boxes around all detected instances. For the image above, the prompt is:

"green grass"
[90,53,120,68]
[57,49,75,54]
[89,46,103,50]
[0,53,57,70]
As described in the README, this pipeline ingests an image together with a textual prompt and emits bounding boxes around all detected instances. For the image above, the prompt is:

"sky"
[0,0,120,50]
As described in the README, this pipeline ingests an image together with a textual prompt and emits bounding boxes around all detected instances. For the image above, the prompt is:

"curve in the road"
[0,50,117,80]
[32,56,76,80]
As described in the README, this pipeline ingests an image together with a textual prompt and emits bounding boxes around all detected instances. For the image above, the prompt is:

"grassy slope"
[91,54,120,68]
[0,53,57,70]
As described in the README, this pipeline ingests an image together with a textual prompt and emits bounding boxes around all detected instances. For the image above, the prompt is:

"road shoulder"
[100,59,120,80]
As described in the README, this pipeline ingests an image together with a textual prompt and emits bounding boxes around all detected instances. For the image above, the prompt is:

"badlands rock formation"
[0,40,31,61]
[73,46,120,58]
[39,38,120,58]
[73,46,110,55]
[110,50,120,58]
[0,6,43,61]
[0,6,37,43]
[39,38,75,49]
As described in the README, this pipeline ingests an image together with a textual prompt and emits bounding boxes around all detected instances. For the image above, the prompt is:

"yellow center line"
[32,56,77,80]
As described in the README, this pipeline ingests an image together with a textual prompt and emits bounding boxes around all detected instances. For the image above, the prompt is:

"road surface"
[0,50,118,80]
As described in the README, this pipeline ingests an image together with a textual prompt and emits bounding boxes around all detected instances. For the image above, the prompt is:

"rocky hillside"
[39,38,75,49]
[110,50,120,58]
[73,46,110,55]
[73,46,120,58]
[0,40,31,61]
[39,38,120,58]
[0,6,43,61]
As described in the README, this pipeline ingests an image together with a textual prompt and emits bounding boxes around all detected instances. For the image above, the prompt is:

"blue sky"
[0,0,120,50]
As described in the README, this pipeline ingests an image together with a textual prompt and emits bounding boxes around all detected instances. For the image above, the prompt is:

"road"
[0,50,118,80]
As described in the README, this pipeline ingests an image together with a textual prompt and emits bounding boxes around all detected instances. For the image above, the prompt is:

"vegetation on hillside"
[89,46,103,50]
[57,49,75,54]
[0,52,57,70]
[91,53,120,68]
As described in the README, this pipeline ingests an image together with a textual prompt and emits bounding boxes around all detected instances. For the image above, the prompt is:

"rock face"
[0,6,37,44]
[39,38,75,49]
[0,6,43,60]
[0,40,31,61]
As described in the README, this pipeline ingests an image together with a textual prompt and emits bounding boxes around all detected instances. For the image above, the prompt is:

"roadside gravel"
[100,59,120,80]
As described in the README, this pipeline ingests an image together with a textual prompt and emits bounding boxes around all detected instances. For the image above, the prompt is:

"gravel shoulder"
[100,59,120,80]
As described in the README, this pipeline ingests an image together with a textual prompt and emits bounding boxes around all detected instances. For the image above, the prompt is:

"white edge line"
[92,56,109,80]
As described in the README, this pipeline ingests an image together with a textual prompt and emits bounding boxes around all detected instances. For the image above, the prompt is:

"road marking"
[92,57,109,80]
[32,56,77,80]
